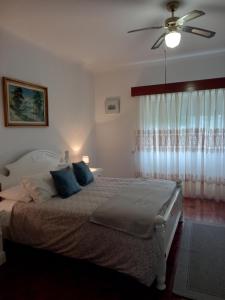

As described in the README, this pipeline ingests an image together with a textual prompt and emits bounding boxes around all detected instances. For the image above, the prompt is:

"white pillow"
[0,174,21,190]
[0,184,32,202]
[22,171,57,203]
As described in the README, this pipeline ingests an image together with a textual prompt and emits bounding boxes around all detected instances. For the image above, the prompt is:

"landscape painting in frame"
[105,97,120,114]
[2,77,49,127]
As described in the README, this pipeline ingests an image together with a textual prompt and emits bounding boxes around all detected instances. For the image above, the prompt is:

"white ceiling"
[1,0,225,72]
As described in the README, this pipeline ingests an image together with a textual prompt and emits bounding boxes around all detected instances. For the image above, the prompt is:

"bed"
[0,150,183,290]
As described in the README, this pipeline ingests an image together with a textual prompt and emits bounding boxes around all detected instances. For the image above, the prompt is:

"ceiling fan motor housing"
[166,1,180,31]
[165,16,179,29]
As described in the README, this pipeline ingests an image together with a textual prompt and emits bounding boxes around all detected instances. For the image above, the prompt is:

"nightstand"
[0,211,6,265]
[90,168,103,177]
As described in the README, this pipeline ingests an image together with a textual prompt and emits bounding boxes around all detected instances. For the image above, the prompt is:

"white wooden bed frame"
[0,149,183,290]
[155,187,183,290]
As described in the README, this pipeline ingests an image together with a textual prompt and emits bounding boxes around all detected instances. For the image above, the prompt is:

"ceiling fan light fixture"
[165,31,181,48]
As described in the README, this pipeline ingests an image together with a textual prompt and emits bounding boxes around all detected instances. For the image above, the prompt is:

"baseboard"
[0,251,6,265]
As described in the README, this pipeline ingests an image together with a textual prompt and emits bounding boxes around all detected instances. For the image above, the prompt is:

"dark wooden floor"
[0,198,225,300]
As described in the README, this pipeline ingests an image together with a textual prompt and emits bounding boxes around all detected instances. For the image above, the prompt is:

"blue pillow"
[50,167,81,199]
[72,161,94,186]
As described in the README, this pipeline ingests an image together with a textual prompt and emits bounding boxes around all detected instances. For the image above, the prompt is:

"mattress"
[5,177,179,286]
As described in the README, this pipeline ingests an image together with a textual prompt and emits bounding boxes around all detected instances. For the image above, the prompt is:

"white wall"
[0,28,96,173]
[94,51,225,177]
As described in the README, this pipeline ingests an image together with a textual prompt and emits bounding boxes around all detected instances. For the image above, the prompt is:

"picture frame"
[2,77,49,127]
[105,97,120,114]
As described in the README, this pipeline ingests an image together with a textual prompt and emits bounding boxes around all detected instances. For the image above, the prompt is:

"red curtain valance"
[131,77,225,97]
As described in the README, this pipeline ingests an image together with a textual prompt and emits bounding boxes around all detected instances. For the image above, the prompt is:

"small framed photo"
[105,97,120,114]
[2,77,49,127]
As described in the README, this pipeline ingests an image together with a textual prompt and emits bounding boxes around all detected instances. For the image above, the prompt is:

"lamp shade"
[82,155,90,164]
[165,31,181,48]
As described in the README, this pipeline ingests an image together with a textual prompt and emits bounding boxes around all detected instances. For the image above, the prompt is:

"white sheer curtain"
[135,89,225,201]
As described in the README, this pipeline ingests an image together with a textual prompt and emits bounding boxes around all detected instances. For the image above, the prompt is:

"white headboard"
[0,150,61,190]
[6,150,60,176]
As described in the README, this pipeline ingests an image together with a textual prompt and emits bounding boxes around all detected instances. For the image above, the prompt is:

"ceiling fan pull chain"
[164,49,167,85]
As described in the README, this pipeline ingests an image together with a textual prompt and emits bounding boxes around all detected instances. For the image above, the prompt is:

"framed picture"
[2,77,49,127]
[105,97,120,114]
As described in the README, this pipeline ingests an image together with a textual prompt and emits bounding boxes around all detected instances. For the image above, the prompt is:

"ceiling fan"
[127,1,216,49]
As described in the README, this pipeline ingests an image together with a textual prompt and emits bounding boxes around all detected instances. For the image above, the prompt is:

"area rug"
[173,221,225,300]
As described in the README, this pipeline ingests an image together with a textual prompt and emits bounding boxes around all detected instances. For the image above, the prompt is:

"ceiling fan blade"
[177,10,205,26]
[127,26,163,33]
[181,25,216,38]
[151,32,166,50]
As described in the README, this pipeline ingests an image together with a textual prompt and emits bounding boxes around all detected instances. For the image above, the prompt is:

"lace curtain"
[135,89,225,201]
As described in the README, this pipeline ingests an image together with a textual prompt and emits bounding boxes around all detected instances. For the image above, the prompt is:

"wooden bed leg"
[156,256,166,290]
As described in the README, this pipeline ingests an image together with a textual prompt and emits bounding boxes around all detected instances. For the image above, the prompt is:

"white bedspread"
[6,177,180,286]
[90,179,176,238]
